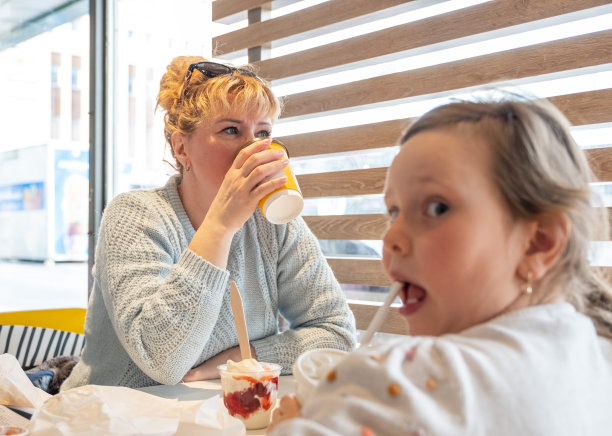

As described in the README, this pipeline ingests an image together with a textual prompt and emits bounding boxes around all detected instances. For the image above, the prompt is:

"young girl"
[268,97,612,435]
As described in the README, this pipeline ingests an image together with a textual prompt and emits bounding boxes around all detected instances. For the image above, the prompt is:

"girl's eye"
[426,201,448,217]
[222,126,239,135]
[256,130,271,138]
[386,207,399,221]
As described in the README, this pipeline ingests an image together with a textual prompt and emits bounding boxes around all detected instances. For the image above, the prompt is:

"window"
[0,1,89,311]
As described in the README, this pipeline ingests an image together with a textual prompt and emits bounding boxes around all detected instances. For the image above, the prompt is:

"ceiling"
[0,0,86,50]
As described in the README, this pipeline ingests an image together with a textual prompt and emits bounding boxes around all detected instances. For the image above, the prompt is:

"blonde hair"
[156,56,282,173]
[400,96,612,337]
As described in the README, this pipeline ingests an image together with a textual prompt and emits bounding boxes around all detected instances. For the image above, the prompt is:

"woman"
[62,56,356,390]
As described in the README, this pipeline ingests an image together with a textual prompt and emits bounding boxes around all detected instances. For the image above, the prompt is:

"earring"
[185,164,191,172]
[524,271,533,295]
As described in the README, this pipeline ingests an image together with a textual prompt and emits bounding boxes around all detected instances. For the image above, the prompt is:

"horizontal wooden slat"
[349,301,407,334]
[587,148,612,182]
[306,207,611,242]
[281,30,612,118]
[280,119,409,157]
[328,257,390,287]
[255,0,609,81]
[296,148,612,199]
[298,167,386,198]
[348,266,612,334]
[550,89,612,127]
[280,90,612,158]
[212,0,268,22]
[213,0,408,55]
[304,214,387,240]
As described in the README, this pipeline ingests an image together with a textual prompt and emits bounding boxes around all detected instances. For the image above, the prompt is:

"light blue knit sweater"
[62,175,356,389]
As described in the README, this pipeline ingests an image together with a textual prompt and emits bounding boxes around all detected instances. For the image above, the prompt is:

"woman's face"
[382,128,532,336]
[182,109,273,193]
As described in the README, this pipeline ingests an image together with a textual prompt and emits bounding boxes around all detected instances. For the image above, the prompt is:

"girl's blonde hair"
[156,56,282,173]
[400,96,612,337]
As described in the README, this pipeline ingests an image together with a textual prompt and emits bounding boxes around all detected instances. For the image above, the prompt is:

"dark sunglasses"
[178,61,262,107]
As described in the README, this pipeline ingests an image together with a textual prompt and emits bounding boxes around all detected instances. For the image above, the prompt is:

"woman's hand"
[188,138,289,268]
[181,345,257,382]
[268,394,302,433]
[206,138,289,233]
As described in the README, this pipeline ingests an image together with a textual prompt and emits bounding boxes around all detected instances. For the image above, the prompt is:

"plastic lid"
[292,348,348,403]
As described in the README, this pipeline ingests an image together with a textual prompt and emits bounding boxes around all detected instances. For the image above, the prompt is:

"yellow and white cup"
[241,138,304,224]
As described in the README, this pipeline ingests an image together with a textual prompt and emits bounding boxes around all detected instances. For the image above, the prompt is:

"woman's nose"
[382,220,410,256]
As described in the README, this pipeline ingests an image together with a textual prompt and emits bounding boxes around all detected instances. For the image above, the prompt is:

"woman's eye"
[256,130,271,138]
[222,126,239,135]
[426,201,448,217]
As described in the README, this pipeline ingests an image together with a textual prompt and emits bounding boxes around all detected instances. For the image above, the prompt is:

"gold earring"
[524,271,533,295]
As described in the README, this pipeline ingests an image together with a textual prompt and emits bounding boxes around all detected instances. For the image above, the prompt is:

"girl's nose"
[382,220,410,256]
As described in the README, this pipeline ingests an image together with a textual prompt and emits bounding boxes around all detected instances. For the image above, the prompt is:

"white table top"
[139,376,296,435]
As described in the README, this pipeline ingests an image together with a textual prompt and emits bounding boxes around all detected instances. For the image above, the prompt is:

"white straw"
[359,281,402,347]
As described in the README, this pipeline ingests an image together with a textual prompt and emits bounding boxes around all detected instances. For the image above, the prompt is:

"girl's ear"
[519,213,570,281]
[171,131,189,168]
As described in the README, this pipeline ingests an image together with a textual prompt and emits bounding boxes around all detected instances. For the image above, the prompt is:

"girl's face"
[182,109,273,192]
[382,128,532,336]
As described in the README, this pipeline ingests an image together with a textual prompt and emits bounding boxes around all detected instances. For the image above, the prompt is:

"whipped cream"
[225,358,267,373]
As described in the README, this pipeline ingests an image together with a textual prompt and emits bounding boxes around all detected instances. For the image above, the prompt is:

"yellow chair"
[0,308,86,335]
[0,308,86,369]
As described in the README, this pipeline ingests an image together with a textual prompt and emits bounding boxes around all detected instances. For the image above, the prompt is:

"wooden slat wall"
[213,0,409,54]
[281,30,612,118]
[212,0,270,22]
[212,0,612,335]
[253,0,611,80]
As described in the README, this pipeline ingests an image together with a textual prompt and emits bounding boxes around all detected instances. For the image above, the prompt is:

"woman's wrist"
[188,216,235,269]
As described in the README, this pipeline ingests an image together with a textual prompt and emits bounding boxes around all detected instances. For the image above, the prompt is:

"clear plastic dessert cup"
[292,348,348,405]
[217,361,282,430]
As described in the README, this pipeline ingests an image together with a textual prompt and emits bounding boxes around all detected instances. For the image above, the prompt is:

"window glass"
[0,2,89,311]
[111,0,216,194]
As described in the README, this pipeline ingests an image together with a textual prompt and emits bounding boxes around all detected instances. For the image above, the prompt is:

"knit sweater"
[271,303,612,436]
[62,175,356,390]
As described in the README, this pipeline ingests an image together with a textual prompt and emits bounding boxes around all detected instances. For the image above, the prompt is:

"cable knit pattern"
[62,175,356,390]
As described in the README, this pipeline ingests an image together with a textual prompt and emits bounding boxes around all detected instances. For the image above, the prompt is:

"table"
[139,376,296,435]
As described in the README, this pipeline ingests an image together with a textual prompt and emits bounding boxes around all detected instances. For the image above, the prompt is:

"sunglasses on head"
[178,61,262,108]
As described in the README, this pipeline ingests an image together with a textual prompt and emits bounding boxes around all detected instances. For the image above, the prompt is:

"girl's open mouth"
[399,281,426,316]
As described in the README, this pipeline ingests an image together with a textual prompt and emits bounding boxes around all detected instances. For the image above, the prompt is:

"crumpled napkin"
[0,353,51,409]
[28,385,245,436]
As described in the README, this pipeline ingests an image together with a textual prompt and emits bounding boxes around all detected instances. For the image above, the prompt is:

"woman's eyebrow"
[216,118,242,124]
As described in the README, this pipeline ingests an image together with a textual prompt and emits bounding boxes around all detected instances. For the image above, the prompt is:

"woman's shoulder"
[101,184,175,233]
[105,183,171,213]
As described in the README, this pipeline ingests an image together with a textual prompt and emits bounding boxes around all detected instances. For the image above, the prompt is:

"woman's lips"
[399,282,426,316]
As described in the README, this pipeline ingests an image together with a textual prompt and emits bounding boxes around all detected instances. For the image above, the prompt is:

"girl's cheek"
[381,250,391,272]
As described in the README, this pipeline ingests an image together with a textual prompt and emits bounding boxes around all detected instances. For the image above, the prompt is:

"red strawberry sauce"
[223,374,279,418]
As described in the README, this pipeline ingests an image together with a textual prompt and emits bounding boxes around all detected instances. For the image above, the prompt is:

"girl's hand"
[205,138,289,233]
[268,394,302,432]
[182,345,257,382]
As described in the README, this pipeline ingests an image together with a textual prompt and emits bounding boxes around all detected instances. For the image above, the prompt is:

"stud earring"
[524,271,533,295]
[185,164,191,172]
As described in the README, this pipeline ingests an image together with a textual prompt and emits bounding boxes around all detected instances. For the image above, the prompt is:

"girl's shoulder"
[346,303,595,378]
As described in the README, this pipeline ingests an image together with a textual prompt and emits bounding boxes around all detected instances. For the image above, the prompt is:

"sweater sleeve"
[95,192,231,384]
[250,217,357,373]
